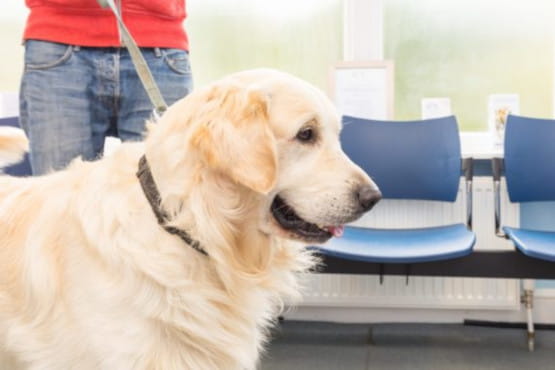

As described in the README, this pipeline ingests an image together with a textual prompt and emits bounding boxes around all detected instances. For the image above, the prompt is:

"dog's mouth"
[270,195,344,243]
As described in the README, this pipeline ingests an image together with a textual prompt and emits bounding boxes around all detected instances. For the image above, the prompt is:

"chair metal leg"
[521,279,535,352]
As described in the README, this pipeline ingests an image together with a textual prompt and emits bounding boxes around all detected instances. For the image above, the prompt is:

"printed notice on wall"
[332,62,393,120]
[421,98,452,119]
[488,94,520,148]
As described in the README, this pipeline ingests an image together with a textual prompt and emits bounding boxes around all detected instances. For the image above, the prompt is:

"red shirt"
[23,0,189,50]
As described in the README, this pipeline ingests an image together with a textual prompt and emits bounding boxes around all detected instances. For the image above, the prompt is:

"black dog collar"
[136,155,208,256]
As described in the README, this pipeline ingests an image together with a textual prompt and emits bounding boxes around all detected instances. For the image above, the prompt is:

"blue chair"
[0,116,32,176]
[492,114,555,351]
[315,115,476,263]
[493,114,555,261]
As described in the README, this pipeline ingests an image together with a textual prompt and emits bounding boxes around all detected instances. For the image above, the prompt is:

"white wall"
[0,1,29,92]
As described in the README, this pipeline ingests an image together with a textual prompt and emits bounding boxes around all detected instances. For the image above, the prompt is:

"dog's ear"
[191,84,277,194]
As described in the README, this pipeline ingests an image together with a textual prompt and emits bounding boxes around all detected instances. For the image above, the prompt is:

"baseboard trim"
[285,290,555,324]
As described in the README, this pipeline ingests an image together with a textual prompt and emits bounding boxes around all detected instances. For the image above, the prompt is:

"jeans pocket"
[25,40,74,70]
[161,49,191,75]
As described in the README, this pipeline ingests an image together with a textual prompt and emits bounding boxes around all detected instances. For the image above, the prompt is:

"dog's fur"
[0,127,28,170]
[0,69,378,370]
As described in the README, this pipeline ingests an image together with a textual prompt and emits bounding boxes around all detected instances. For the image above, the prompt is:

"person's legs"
[19,41,114,175]
[116,47,193,142]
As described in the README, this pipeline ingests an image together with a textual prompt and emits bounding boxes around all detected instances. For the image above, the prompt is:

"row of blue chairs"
[3,114,554,264]
[315,114,555,266]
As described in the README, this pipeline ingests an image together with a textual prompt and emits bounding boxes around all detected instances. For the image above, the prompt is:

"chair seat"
[503,227,555,262]
[314,224,476,263]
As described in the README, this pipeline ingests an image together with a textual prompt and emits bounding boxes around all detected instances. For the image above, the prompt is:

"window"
[384,0,555,130]
[186,0,343,91]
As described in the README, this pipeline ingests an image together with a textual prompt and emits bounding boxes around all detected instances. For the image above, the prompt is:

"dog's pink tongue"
[327,225,345,238]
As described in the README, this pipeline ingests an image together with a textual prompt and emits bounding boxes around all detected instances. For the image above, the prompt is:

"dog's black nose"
[357,185,382,212]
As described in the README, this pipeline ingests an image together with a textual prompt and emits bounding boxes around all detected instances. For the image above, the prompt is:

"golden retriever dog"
[0,69,380,370]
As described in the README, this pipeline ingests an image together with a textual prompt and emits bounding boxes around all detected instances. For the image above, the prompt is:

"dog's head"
[146,69,380,245]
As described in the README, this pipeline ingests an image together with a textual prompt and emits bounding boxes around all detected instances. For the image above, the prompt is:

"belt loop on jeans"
[154,47,162,58]
[73,46,81,52]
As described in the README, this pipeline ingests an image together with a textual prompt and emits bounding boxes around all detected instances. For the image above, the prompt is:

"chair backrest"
[341,115,462,202]
[504,114,555,202]
[0,116,32,176]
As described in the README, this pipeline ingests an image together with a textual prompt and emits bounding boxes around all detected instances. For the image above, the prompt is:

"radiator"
[300,177,521,310]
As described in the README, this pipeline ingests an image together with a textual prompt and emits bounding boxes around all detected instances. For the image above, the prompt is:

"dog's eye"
[296,127,315,143]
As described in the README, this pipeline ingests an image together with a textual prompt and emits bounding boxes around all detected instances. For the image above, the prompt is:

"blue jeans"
[19,40,193,175]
